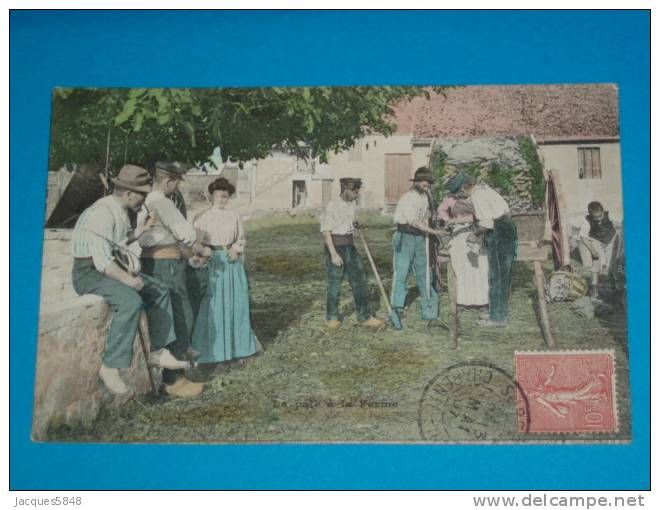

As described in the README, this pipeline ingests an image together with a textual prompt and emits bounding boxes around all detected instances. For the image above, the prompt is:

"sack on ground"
[545,270,588,302]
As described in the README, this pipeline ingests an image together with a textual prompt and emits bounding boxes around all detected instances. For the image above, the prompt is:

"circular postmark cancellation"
[418,361,530,442]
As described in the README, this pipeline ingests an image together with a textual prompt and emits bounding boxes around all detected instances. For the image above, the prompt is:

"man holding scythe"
[320,177,384,330]
[391,167,446,321]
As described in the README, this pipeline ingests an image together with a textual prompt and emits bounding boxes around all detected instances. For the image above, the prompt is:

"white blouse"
[193,206,246,253]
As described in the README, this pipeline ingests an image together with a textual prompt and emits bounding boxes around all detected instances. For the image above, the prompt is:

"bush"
[518,136,545,206]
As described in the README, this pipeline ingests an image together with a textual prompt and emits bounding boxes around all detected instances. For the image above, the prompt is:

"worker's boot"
[361,317,385,329]
[165,377,204,398]
[326,320,342,330]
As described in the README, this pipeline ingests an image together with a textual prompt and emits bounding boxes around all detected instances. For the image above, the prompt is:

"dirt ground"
[48,212,631,443]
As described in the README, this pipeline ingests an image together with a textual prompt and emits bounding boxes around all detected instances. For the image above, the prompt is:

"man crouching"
[320,178,384,330]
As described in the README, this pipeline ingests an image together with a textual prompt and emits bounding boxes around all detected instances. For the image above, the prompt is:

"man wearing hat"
[391,167,446,320]
[138,161,210,396]
[71,164,186,395]
[320,177,384,330]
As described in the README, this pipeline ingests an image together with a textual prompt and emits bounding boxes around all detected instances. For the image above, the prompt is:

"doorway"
[292,180,307,208]
[384,154,412,204]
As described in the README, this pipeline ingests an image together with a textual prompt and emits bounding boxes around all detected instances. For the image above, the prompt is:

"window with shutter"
[578,147,602,179]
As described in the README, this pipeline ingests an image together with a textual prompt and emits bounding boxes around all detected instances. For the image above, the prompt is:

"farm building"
[207,84,622,231]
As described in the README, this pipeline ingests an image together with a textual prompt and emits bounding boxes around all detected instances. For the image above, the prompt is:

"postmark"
[418,361,530,442]
[515,350,618,434]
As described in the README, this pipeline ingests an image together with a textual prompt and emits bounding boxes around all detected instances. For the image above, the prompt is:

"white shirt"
[393,188,430,225]
[320,199,357,235]
[138,190,197,248]
[470,184,510,229]
[71,195,132,273]
[193,206,246,253]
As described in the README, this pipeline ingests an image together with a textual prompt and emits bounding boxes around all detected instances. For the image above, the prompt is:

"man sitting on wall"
[71,165,186,396]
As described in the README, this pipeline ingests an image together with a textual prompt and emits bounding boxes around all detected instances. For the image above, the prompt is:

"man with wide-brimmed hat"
[391,167,446,320]
[320,177,384,330]
[138,161,210,397]
[71,164,187,396]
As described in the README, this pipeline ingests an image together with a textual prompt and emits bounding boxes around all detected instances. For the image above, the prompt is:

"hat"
[155,161,187,180]
[445,171,468,194]
[111,165,153,193]
[410,167,435,183]
[340,177,363,190]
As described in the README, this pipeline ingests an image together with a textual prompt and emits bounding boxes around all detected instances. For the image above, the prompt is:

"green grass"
[48,212,630,443]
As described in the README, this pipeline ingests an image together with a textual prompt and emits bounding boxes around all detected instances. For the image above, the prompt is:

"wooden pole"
[137,314,159,398]
[104,124,112,180]
[447,261,459,349]
[533,260,556,348]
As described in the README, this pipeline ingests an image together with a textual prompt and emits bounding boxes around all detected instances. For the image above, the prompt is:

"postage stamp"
[515,350,618,434]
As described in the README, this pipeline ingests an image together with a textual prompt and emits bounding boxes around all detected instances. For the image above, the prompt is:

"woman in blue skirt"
[191,177,260,364]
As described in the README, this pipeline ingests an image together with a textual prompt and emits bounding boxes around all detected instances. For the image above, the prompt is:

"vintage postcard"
[33,84,630,443]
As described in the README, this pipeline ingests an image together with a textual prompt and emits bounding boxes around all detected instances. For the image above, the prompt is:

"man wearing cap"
[71,165,186,395]
[138,161,210,396]
[320,177,384,330]
[391,167,446,320]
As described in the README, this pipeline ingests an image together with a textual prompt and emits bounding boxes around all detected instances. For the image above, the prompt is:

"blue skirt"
[192,250,260,363]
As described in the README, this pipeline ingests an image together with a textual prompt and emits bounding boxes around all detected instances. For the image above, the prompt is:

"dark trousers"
[72,259,176,369]
[485,217,517,322]
[141,258,194,359]
[325,244,370,321]
[186,264,208,323]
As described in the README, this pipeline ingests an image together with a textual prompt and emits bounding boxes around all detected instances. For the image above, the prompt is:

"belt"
[73,256,93,261]
[208,244,233,251]
[330,234,354,246]
[396,223,425,236]
[141,244,182,259]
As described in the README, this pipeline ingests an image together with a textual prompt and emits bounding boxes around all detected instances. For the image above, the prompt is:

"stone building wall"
[32,230,156,440]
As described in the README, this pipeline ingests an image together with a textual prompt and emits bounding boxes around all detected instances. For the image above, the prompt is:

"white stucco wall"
[538,141,623,228]
[320,133,413,208]
[242,134,413,210]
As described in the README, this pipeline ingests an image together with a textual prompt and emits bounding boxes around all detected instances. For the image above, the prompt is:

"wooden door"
[385,154,412,205]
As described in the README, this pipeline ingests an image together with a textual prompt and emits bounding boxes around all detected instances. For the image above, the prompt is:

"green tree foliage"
[49,86,434,173]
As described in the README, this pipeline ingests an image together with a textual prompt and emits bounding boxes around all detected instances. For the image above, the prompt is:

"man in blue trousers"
[391,167,446,321]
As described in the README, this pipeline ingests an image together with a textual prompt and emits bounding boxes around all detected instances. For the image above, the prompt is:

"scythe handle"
[356,227,394,314]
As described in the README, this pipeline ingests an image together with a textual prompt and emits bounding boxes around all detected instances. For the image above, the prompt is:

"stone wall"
[32,230,156,441]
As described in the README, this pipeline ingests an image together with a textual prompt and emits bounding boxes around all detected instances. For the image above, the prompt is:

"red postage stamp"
[515,350,617,434]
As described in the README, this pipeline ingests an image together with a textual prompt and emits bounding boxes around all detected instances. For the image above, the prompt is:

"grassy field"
[50,212,630,443]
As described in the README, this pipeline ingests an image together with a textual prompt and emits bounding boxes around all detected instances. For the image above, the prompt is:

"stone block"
[33,238,156,440]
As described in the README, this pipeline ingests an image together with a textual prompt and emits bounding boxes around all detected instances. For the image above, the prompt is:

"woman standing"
[438,173,489,307]
[191,177,260,363]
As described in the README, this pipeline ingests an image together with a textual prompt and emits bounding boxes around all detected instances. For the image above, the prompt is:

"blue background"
[10,10,650,490]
